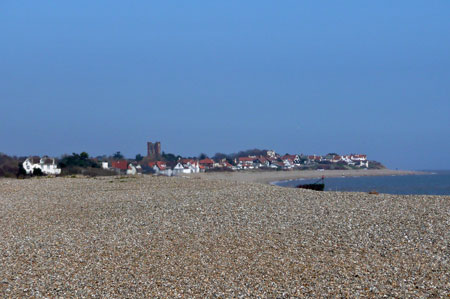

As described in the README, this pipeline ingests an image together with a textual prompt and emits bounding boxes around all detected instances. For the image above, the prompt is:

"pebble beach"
[1,175,449,297]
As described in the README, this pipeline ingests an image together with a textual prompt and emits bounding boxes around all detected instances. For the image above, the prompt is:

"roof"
[308,155,321,160]
[156,161,166,170]
[238,157,254,162]
[28,156,41,164]
[257,156,268,162]
[282,155,297,160]
[180,159,196,164]
[111,160,128,170]
[199,158,214,164]
[149,161,167,170]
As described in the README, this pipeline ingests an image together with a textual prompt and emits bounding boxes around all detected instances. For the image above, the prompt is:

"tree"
[162,152,180,162]
[229,149,268,159]
[212,152,227,161]
[135,154,144,161]
[58,153,99,168]
[113,151,124,160]
[198,153,208,160]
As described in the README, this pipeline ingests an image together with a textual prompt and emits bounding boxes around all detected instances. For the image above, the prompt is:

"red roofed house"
[350,154,369,168]
[173,160,200,175]
[199,158,214,169]
[307,155,322,163]
[253,156,269,168]
[350,154,367,161]
[237,157,254,167]
[282,154,300,165]
[222,161,233,168]
[148,161,173,176]
[111,160,128,171]
[180,158,196,165]
[331,155,342,163]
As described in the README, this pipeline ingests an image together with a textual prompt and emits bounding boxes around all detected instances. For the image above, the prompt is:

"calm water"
[275,170,450,196]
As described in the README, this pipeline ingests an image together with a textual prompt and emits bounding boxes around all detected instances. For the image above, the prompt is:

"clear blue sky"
[1,1,449,170]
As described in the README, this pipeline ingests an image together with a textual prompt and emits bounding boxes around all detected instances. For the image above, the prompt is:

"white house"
[348,154,369,168]
[350,154,367,161]
[149,161,173,176]
[266,150,277,158]
[355,160,369,168]
[237,157,255,168]
[282,159,295,169]
[127,164,136,175]
[23,156,61,175]
[173,163,186,175]
[101,162,109,169]
[173,159,200,175]
[125,163,142,175]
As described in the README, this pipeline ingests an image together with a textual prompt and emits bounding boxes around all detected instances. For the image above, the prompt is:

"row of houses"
[20,151,369,177]
[230,153,369,170]
[306,154,369,168]
[106,151,370,175]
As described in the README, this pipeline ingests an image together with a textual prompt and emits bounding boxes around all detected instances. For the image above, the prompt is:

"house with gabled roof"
[23,156,61,175]
[253,156,270,168]
[148,161,173,176]
[350,154,367,161]
[331,155,342,163]
[173,160,200,175]
[237,157,255,168]
[307,155,322,163]
[199,158,214,169]
[111,160,128,171]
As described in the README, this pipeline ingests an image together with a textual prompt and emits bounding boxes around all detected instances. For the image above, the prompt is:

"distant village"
[14,141,376,177]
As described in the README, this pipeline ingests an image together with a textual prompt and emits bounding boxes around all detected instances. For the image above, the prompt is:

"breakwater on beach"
[275,170,450,196]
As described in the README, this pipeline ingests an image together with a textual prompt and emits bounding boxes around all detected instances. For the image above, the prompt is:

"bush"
[17,162,27,178]
[368,161,385,169]
[33,168,44,176]
[60,166,116,177]
[59,153,99,168]
[0,153,21,178]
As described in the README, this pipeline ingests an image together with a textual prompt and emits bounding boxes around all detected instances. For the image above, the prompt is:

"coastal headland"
[193,168,426,184]
[0,175,448,297]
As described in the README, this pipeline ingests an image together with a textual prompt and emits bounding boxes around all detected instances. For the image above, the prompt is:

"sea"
[274,170,450,196]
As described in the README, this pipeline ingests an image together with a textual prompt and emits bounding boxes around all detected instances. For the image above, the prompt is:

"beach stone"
[0,175,448,297]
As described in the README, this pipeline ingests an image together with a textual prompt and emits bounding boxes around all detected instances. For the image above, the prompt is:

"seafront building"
[23,156,61,175]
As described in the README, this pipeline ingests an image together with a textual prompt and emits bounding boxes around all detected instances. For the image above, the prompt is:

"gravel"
[0,175,449,297]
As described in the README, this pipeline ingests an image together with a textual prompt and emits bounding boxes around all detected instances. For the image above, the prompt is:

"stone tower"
[147,141,162,158]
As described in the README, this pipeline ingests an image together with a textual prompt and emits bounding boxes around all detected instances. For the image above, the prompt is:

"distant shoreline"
[194,169,429,185]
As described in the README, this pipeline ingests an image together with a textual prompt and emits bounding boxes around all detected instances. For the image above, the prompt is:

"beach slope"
[0,176,448,297]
